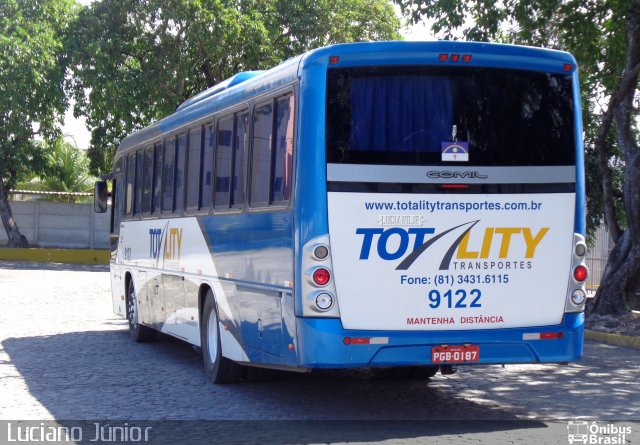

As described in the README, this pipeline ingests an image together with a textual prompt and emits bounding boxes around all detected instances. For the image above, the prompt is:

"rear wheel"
[125,279,155,342]
[201,290,243,383]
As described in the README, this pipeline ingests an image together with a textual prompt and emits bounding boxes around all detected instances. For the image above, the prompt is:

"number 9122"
[428,289,482,309]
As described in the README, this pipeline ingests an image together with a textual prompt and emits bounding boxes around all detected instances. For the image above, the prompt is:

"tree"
[18,136,96,202]
[0,0,77,246]
[67,0,401,176]
[394,0,639,315]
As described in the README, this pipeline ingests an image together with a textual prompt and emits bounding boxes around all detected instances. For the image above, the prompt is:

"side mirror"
[94,181,108,213]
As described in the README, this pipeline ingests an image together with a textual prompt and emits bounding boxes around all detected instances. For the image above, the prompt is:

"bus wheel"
[201,290,242,383]
[125,280,155,342]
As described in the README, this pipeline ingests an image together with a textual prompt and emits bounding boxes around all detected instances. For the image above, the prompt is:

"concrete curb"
[0,247,109,265]
[585,330,640,350]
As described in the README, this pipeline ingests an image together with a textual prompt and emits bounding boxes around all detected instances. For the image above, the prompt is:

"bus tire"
[201,290,242,384]
[126,280,156,343]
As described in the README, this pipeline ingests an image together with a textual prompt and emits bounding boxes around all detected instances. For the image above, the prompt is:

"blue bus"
[95,41,588,383]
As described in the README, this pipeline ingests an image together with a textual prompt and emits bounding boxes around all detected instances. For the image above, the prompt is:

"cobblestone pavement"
[0,261,638,444]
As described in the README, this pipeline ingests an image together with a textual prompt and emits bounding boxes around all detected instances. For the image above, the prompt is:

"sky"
[60,9,435,150]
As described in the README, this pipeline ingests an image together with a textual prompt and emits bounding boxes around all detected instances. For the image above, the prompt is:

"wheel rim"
[127,287,138,329]
[207,305,219,364]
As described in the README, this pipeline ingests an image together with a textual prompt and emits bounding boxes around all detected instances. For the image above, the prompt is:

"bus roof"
[115,41,576,157]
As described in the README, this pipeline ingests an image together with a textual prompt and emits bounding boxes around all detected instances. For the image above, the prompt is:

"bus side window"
[142,146,153,215]
[201,124,215,211]
[175,133,187,213]
[125,152,136,218]
[232,111,249,208]
[113,157,123,233]
[135,149,144,216]
[215,117,233,209]
[272,95,294,204]
[162,137,176,213]
[152,142,163,213]
[186,126,202,212]
[250,101,273,207]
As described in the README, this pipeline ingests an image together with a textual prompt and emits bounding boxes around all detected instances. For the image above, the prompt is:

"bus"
[94,41,588,383]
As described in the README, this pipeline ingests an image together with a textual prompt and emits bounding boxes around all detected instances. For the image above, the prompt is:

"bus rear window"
[326,67,575,166]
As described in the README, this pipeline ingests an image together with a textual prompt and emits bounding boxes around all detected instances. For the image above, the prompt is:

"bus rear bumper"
[295,313,584,368]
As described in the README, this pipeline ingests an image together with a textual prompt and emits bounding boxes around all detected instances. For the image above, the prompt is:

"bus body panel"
[295,313,583,368]
[327,192,576,331]
[116,211,297,366]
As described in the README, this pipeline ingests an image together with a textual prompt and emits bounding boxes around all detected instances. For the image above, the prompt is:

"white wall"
[0,201,110,249]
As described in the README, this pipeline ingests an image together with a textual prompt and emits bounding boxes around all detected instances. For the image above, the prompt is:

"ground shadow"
[1,330,554,443]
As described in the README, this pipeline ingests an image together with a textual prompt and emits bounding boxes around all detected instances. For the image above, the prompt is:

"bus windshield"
[326,66,575,166]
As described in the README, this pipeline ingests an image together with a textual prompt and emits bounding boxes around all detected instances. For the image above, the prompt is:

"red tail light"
[573,265,588,282]
[313,268,331,286]
[438,184,470,190]
[450,54,461,62]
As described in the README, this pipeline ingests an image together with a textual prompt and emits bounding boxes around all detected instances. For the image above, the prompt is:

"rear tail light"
[438,184,470,190]
[565,233,590,313]
[439,54,472,63]
[573,265,588,282]
[313,245,329,260]
[313,268,331,286]
[523,332,564,340]
[302,234,339,318]
[575,243,587,257]
[315,293,333,311]
[571,289,586,305]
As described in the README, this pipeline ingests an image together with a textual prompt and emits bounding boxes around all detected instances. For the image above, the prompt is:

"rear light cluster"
[301,235,340,317]
[439,54,472,63]
[565,234,591,311]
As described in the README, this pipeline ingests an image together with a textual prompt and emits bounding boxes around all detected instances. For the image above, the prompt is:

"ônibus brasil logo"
[356,220,549,270]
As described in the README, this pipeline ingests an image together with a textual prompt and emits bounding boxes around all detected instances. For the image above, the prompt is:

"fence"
[585,225,612,296]
[0,200,110,249]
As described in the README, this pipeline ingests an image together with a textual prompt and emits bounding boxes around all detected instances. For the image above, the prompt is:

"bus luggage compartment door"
[235,284,284,363]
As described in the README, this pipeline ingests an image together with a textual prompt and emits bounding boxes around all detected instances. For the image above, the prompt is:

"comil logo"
[356,220,549,270]
[426,170,488,179]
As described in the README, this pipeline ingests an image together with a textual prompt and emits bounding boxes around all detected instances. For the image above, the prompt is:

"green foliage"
[0,0,78,190]
[67,0,401,175]
[17,136,95,202]
[394,0,631,238]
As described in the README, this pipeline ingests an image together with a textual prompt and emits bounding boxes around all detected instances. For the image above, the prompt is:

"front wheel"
[201,290,243,383]
[125,280,155,342]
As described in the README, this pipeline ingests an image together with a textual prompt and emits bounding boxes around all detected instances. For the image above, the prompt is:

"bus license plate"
[432,345,480,363]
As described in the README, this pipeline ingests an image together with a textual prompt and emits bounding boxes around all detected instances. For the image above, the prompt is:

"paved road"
[0,261,638,444]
